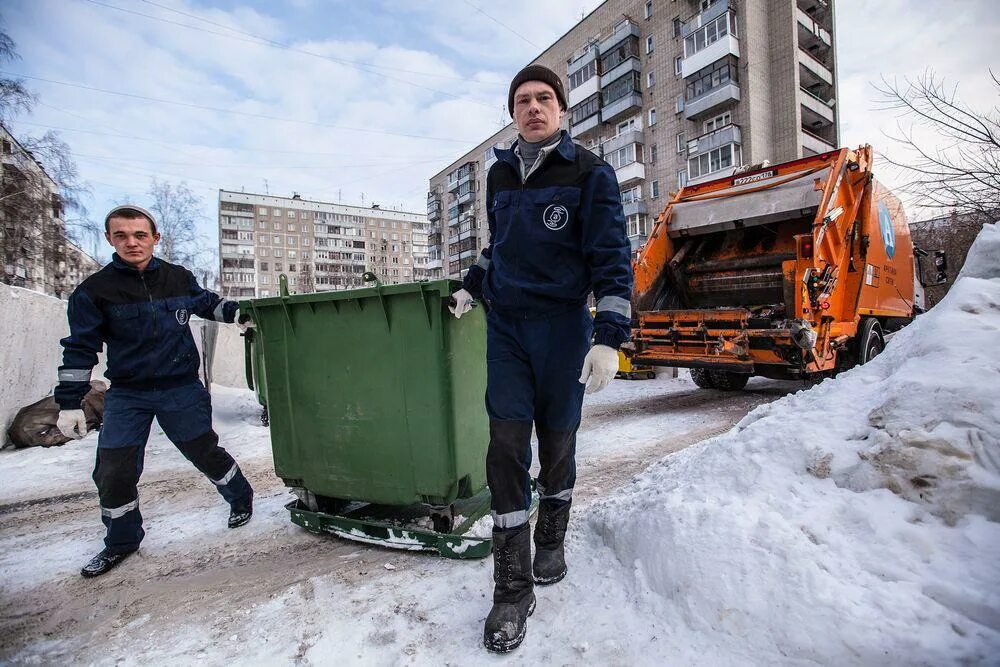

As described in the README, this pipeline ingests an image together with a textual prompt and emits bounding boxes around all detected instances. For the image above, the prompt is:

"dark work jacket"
[462,131,633,349]
[54,254,238,409]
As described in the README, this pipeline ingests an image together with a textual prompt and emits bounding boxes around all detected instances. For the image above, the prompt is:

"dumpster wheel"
[287,485,539,560]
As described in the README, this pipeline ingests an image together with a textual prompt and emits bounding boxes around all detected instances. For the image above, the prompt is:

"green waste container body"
[242,279,488,507]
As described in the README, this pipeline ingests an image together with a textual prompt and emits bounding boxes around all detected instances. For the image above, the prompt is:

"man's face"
[513,81,565,142]
[106,216,159,269]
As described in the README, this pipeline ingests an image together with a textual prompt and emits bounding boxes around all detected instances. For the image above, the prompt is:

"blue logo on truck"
[878,202,895,259]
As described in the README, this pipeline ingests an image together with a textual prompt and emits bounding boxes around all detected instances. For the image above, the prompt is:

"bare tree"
[874,70,1000,221]
[0,25,34,123]
[146,178,217,284]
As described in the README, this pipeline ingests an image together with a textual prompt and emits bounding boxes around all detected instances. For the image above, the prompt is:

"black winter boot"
[80,548,135,578]
[483,524,535,653]
[533,500,571,585]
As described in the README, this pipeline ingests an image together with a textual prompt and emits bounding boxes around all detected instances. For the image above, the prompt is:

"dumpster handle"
[243,328,255,392]
[417,283,433,328]
[362,271,391,331]
[277,274,295,331]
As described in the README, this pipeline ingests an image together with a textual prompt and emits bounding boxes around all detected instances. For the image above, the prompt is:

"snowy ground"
[2,225,998,665]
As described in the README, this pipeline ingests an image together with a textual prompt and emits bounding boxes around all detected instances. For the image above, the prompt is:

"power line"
[460,0,542,49]
[79,0,504,108]
[2,71,479,144]
[72,151,446,170]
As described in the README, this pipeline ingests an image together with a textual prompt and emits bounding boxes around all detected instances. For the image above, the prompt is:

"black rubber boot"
[533,500,571,585]
[228,494,253,529]
[80,548,135,578]
[483,524,535,653]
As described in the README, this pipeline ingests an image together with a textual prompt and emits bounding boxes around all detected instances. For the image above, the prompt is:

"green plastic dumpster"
[242,275,494,557]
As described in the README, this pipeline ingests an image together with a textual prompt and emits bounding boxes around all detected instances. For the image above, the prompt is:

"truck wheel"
[708,370,751,391]
[858,318,885,365]
[689,368,715,389]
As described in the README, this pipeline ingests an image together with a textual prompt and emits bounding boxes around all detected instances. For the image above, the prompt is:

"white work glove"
[578,344,618,394]
[449,289,474,319]
[236,308,255,332]
[56,409,88,439]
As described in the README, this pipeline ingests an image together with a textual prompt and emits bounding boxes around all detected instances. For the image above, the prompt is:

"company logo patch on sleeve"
[542,204,570,231]
[175,308,190,325]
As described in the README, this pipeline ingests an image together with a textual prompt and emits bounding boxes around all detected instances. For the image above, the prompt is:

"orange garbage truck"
[630,145,935,390]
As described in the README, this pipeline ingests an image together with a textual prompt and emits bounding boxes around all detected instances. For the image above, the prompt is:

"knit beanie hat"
[508,65,568,117]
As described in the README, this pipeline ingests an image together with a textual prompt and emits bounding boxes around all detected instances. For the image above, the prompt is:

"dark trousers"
[94,380,253,554]
[485,306,592,531]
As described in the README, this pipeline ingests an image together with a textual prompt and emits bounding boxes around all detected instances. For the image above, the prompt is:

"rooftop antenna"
[263,178,269,195]
[361,192,366,206]
[338,188,342,202]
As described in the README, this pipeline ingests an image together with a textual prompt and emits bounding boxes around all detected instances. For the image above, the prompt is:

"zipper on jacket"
[140,272,157,339]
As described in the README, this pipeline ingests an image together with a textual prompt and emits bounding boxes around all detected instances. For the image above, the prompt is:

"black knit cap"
[508,64,567,118]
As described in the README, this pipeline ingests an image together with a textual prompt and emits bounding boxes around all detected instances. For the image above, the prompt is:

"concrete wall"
[0,282,248,441]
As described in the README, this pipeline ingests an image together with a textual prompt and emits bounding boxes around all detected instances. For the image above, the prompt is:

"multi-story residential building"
[218,190,426,298]
[426,0,838,277]
[0,124,100,297]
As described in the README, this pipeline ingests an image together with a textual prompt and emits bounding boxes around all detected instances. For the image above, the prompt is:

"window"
[287,210,296,218]
[650,143,658,165]
[683,11,735,57]
[646,35,654,54]
[649,107,657,125]
[599,36,640,72]
[647,71,655,88]
[273,223,280,230]
[289,264,297,272]
[273,235,281,244]
[687,144,741,179]
[644,1,652,19]
[258,207,268,215]
[626,214,649,237]
[258,221,266,229]
[262,275,270,284]
[260,262,269,271]
[685,56,738,101]
[259,248,268,257]
[288,236,297,246]
[704,111,732,132]
[274,249,283,258]
[601,71,641,106]
[672,17,682,37]
[570,93,601,126]
[288,224,295,232]
[676,132,686,154]
[605,143,638,170]
[651,180,660,198]
[675,55,683,75]
[618,118,638,134]
[620,185,642,204]
[302,252,309,260]
[675,95,684,113]
[303,238,311,246]
[289,250,297,259]
[275,262,283,272]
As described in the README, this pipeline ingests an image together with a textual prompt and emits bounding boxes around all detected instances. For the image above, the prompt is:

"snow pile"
[584,224,1000,663]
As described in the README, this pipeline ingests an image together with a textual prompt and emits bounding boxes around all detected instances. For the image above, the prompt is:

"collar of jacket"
[111,253,161,274]
[495,130,576,171]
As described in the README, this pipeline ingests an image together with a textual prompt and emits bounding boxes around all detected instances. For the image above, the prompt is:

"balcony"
[682,0,730,38]
[799,87,835,127]
[602,129,644,156]
[598,19,640,55]
[796,6,832,53]
[798,49,833,87]
[570,112,601,138]
[800,128,836,155]
[684,81,741,120]
[568,74,600,108]
[623,200,647,217]
[682,32,740,78]
[687,123,741,158]
[220,244,255,258]
[600,92,643,124]
[457,189,475,205]
[614,162,645,186]
[599,57,641,89]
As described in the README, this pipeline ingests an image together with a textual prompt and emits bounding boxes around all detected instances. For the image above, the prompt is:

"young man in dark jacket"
[55,204,255,578]
[450,65,633,652]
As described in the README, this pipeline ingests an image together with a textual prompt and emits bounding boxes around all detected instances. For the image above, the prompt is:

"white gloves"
[578,344,618,394]
[449,289,475,319]
[236,308,255,332]
[56,409,88,439]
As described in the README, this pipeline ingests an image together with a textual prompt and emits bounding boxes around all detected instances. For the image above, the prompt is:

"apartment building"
[0,124,100,297]
[218,190,426,298]
[426,0,838,278]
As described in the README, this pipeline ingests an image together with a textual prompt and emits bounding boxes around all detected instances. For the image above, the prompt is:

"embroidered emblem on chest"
[542,204,569,231]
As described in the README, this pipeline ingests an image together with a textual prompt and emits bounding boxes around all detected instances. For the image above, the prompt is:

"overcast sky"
[3,0,996,261]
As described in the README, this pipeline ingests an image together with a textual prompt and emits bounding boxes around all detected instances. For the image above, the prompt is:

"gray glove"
[56,409,88,439]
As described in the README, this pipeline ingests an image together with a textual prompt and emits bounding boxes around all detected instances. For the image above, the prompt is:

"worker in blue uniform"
[55,204,255,578]
[450,65,633,652]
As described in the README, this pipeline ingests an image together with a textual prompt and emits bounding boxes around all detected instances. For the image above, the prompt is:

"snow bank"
[584,223,1000,664]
